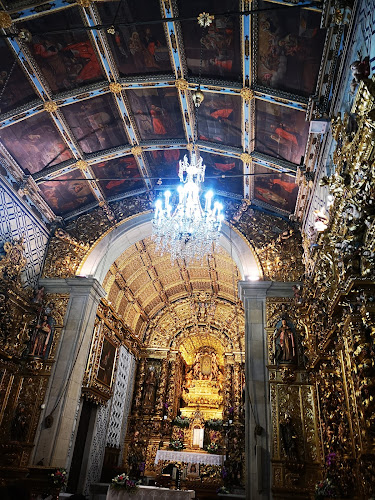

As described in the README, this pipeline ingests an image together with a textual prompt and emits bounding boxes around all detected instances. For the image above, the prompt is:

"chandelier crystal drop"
[153,153,224,264]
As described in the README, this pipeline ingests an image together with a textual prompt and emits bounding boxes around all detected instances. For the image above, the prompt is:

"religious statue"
[274,318,296,364]
[143,367,157,407]
[280,413,298,461]
[29,308,55,359]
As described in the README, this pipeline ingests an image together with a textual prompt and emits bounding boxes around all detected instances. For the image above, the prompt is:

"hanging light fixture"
[153,153,224,263]
[153,12,224,264]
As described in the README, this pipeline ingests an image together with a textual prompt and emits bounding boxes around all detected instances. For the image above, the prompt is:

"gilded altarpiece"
[0,239,68,482]
[267,297,321,499]
[298,77,375,497]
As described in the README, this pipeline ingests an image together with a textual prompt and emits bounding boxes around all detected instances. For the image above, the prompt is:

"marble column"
[31,277,105,467]
[238,281,298,500]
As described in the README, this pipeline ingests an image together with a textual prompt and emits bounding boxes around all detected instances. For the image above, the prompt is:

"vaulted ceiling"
[0,0,327,222]
[102,237,244,350]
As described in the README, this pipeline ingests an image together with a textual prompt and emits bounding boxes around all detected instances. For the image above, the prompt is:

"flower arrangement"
[173,415,190,428]
[315,477,338,499]
[205,418,223,429]
[315,452,339,499]
[49,468,67,489]
[206,442,220,454]
[169,439,184,451]
[111,473,138,493]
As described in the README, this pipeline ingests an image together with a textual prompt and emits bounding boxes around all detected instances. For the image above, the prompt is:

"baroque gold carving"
[109,82,123,94]
[43,101,58,113]
[175,78,189,91]
[240,88,254,101]
[0,11,12,29]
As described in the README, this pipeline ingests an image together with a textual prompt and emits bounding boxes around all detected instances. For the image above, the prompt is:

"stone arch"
[78,212,262,284]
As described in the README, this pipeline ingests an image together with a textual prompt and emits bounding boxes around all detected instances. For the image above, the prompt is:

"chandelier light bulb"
[153,153,224,263]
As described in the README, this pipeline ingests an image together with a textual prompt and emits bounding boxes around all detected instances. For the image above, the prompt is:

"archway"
[78,212,262,283]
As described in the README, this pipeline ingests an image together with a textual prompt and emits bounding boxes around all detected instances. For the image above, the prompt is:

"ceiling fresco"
[0,0,328,220]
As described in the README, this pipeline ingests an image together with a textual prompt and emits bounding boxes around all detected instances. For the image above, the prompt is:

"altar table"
[106,485,195,500]
[155,449,225,466]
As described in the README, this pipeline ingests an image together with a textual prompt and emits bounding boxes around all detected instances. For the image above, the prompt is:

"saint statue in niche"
[143,367,157,406]
[274,317,296,364]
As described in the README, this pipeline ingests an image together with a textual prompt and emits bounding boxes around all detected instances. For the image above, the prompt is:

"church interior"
[0,0,374,499]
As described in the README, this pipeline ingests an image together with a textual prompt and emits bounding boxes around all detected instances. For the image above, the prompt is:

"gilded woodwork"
[0,241,69,480]
[284,84,375,498]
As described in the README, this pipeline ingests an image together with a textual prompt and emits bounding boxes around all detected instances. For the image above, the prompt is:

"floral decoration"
[49,468,67,489]
[206,442,220,454]
[169,439,184,451]
[173,415,190,427]
[111,473,138,492]
[205,418,223,429]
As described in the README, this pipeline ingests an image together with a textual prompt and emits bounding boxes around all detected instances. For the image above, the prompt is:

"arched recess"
[78,212,262,284]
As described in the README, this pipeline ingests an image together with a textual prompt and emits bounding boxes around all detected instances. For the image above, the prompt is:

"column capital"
[39,276,105,299]
[238,280,301,300]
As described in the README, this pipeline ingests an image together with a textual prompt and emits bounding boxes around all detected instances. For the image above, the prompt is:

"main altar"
[123,331,245,495]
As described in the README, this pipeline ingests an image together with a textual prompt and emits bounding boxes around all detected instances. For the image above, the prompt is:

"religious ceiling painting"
[255,100,309,165]
[0,113,72,174]
[21,8,104,94]
[98,1,172,76]
[62,94,128,154]
[126,87,185,141]
[38,169,95,216]
[0,39,37,114]
[203,152,243,196]
[179,0,241,80]
[256,1,326,96]
[253,164,298,213]
[91,155,144,196]
[198,92,241,148]
[146,148,189,186]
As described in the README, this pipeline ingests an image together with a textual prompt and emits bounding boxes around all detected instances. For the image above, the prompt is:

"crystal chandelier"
[153,152,224,263]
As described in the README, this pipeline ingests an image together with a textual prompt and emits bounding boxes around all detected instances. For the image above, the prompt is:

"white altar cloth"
[106,485,195,500]
[155,449,225,466]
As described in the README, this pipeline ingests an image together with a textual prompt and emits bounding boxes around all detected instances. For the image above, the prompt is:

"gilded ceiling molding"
[240,152,252,164]
[75,160,89,172]
[240,88,254,102]
[109,82,123,94]
[76,0,92,7]
[43,101,58,113]
[175,79,189,92]
[131,146,143,157]
[0,11,12,29]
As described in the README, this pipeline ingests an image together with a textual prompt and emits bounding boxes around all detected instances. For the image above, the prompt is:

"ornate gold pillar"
[223,359,233,420]
[233,362,242,422]
[155,356,169,417]
[166,353,177,419]
[133,358,146,415]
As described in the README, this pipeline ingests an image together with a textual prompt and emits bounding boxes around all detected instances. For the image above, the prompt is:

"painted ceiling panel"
[98,0,172,76]
[253,164,298,213]
[62,93,128,154]
[38,169,96,215]
[0,39,37,114]
[0,112,72,174]
[91,155,144,196]
[197,92,242,148]
[126,87,185,141]
[202,152,243,196]
[255,100,309,165]
[21,7,105,93]
[146,148,189,185]
[256,1,326,96]
[179,0,241,81]
[0,0,331,218]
